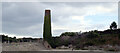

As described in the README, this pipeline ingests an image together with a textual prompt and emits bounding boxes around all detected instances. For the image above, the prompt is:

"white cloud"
[71,16,85,24]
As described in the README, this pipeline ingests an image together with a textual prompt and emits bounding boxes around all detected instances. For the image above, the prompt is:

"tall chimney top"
[45,10,51,16]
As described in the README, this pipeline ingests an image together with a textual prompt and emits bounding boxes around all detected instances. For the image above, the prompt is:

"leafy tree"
[110,21,117,30]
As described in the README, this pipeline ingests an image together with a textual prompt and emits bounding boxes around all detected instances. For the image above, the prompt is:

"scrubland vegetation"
[50,21,120,51]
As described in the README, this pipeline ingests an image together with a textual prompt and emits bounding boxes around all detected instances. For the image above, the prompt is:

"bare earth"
[2,42,47,51]
[2,42,120,53]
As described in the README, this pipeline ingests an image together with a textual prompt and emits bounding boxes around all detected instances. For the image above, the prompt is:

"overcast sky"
[2,2,118,38]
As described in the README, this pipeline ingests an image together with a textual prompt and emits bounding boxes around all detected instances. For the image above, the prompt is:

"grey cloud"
[2,2,44,36]
[52,29,68,36]
[2,2,117,37]
[0,3,2,33]
[2,0,120,2]
[119,2,120,28]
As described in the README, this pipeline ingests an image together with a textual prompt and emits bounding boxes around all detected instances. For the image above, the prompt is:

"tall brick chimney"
[43,10,52,42]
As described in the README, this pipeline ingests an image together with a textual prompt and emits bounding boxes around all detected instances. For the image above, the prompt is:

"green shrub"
[60,32,76,36]
[86,32,98,39]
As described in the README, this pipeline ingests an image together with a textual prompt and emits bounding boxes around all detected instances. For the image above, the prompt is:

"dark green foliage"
[53,29,120,49]
[62,40,70,46]
[110,21,117,30]
[60,32,76,36]
[86,32,98,39]
[84,41,94,46]
[2,35,17,43]
[119,34,120,39]
[51,37,62,48]
[51,37,72,48]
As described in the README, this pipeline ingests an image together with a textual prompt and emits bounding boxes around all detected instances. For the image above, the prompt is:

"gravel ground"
[2,42,120,53]
[2,42,47,51]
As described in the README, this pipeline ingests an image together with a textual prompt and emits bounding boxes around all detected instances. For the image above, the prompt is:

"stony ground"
[2,42,120,53]
[2,42,47,51]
